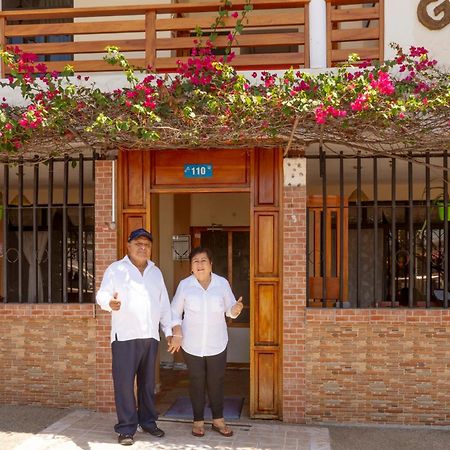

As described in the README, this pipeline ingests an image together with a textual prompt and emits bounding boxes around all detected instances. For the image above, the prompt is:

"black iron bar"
[47,159,53,303]
[444,150,448,309]
[78,154,84,303]
[373,157,378,307]
[408,154,414,308]
[32,160,39,303]
[62,156,69,303]
[339,152,344,307]
[356,153,362,307]
[425,154,431,308]
[390,158,396,307]
[2,165,8,303]
[306,204,310,308]
[320,145,327,307]
[18,160,23,303]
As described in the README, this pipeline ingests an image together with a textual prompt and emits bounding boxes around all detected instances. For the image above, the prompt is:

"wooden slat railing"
[0,0,310,76]
[326,0,384,66]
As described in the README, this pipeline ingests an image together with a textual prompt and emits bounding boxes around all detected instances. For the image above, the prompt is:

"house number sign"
[184,163,213,178]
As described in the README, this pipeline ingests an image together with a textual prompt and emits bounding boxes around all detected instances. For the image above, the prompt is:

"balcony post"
[145,11,156,70]
[309,0,327,68]
[0,17,6,78]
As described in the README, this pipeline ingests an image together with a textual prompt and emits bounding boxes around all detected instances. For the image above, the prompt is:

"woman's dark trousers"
[182,348,227,421]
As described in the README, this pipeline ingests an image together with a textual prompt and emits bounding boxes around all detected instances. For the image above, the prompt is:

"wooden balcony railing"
[326,0,384,66]
[0,0,310,76]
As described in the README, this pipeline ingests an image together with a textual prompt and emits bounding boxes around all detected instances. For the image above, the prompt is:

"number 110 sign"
[184,164,213,178]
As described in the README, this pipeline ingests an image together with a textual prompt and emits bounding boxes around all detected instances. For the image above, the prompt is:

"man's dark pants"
[111,337,159,435]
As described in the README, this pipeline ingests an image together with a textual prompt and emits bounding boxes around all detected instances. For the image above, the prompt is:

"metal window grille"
[1,154,95,303]
[306,150,449,309]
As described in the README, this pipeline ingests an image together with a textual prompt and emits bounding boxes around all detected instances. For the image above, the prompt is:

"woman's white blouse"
[171,273,237,357]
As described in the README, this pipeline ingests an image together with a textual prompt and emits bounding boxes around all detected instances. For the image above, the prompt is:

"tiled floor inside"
[156,366,251,421]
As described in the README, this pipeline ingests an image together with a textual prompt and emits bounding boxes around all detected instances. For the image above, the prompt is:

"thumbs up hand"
[231,296,244,317]
[109,292,121,311]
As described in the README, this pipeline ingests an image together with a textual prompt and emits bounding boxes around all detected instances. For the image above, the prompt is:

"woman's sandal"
[192,421,205,437]
[211,423,233,437]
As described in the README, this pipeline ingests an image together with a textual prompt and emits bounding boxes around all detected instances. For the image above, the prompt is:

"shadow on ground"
[0,405,69,450]
[329,425,450,450]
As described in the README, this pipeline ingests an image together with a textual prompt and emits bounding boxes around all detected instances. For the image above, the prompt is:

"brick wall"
[94,160,117,412]
[282,185,307,422]
[305,309,450,425]
[0,304,96,408]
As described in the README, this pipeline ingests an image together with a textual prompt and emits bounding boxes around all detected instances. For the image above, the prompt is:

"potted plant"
[429,187,450,221]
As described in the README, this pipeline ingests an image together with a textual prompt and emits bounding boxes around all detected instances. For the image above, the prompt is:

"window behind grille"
[0,154,95,303]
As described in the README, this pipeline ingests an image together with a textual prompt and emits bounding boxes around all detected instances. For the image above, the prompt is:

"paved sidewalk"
[10,409,330,450]
[2,406,450,450]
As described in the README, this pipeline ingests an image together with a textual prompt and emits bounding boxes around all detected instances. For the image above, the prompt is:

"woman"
[168,247,243,438]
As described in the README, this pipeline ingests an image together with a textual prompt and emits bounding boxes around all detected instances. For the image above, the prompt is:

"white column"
[309,0,327,69]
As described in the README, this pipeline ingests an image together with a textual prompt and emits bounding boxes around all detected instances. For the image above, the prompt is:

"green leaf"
[183,106,196,119]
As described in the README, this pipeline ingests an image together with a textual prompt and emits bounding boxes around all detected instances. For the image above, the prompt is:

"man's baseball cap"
[127,228,153,242]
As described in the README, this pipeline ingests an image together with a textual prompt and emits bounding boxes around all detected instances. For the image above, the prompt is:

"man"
[96,228,172,446]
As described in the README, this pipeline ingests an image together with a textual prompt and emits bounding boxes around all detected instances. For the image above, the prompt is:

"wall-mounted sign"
[184,163,213,178]
[172,234,191,261]
[418,0,450,30]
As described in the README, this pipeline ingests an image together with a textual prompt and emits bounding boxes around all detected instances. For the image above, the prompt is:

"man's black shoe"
[141,425,165,438]
[118,434,134,445]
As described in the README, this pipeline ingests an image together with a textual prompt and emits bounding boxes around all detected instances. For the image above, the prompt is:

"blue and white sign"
[184,164,213,178]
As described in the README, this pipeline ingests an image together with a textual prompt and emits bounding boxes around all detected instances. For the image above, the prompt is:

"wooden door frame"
[117,147,283,418]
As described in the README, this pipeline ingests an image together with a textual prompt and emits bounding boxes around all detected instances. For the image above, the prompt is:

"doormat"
[163,396,244,419]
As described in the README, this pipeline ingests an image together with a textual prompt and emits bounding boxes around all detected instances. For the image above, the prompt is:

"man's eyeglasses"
[131,242,151,249]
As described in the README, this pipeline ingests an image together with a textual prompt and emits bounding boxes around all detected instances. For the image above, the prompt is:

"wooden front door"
[117,147,282,418]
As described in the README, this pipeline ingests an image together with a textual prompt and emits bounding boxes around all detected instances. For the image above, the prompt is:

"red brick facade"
[94,160,117,412]
[282,185,307,422]
[305,309,450,425]
[0,304,97,408]
[1,161,449,424]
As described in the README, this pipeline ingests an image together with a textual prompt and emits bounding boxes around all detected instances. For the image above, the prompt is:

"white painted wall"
[385,0,450,66]
[191,193,250,227]
[157,192,250,365]
[309,0,327,68]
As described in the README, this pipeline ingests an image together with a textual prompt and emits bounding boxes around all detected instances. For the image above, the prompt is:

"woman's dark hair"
[189,246,213,263]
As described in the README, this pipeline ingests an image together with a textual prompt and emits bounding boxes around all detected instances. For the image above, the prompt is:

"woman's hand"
[168,334,182,354]
[231,297,244,317]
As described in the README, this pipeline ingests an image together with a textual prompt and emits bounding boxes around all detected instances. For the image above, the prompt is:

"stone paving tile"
[14,409,331,450]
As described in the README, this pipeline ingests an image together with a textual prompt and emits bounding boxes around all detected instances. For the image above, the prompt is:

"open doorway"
[154,192,251,420]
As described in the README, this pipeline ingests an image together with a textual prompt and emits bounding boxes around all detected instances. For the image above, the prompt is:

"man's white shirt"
[96,255,172,342]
